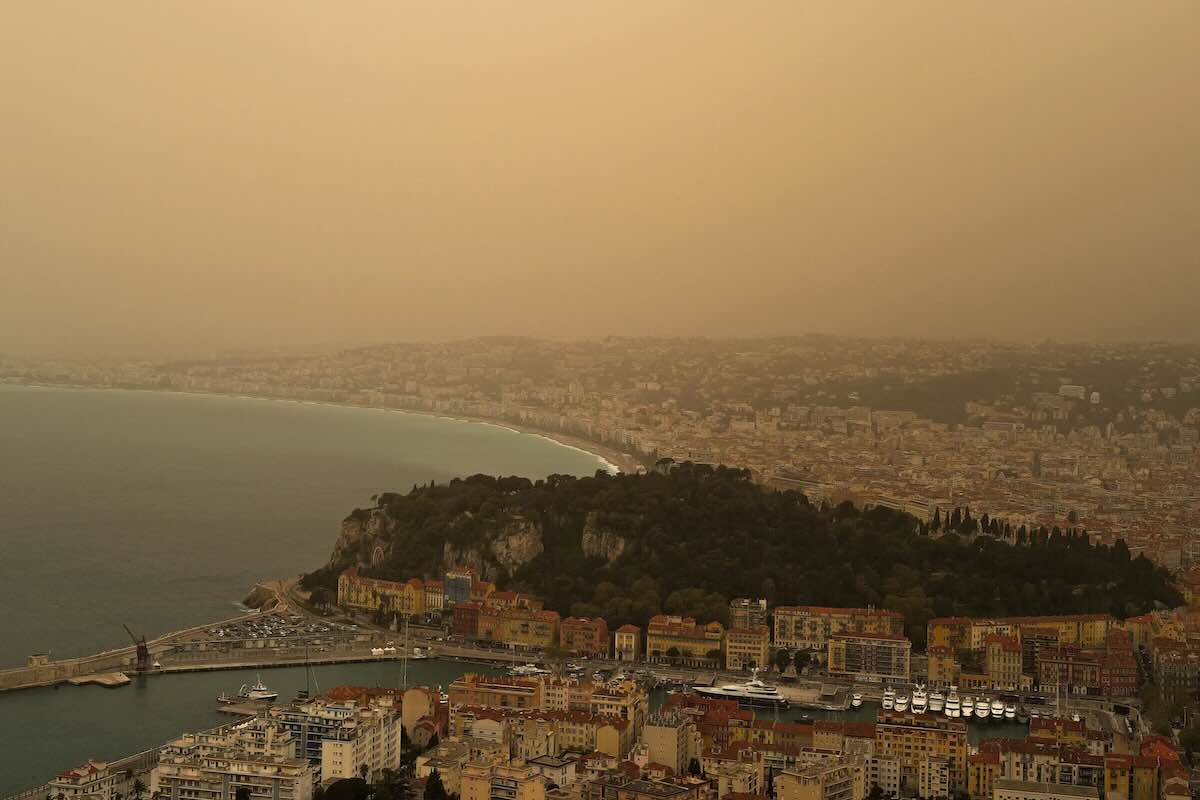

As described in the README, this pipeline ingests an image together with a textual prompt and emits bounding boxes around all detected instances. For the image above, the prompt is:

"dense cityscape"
[4,338,1200,800]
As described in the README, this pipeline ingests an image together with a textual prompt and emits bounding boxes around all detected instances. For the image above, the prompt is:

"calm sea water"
[0,384,608,668]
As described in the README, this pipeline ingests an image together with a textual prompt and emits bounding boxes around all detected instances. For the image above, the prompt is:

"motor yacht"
[929,691,945,714]
[894,692,910,713]
[692,668,790,709]
[881,687,896,710]
[911,685,928,714]
[991,698,1005,719]
[851,693,863,708]
[975,698,991,720]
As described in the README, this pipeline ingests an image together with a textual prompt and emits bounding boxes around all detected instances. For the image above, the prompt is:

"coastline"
[0,381,645,476]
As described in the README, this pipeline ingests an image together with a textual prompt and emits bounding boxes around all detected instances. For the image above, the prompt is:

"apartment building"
[585,775,697,800]
[775,607,904,651]
[337,569,425,616]
[561,617,610,658]
[827,633,911,683]
[319,699,405,782]
[874,712,968,794]
[151,720,314,800]
[985,635,1023,691]
[49,761,123,800]
[775,758,866,800]
[993,779,1100,800]
[590,679,650,732]
[646,616,724,666]
[725,626,771,671]
[461,761,547,800]
[449,674,543,711]
[642,711,693,774]
[479,607,562,649]
[729,598,770,630]
[615,624,642,662]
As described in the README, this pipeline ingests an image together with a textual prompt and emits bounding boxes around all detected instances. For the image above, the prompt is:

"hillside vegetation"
[303,464,1180,646]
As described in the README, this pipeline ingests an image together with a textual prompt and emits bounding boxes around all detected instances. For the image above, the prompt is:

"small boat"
[962,696,975,716]
[894,693,910,713]
[975,699,991,720]
[991,699,1005,719]
[851,693,863,708]
[929,692,945,713]
[152,661,162,669]
[237,675,278,702]
[1016,707,1030,724]
[217,691,235,704]
[1005,703,1017,720]
[411,647,429,660]
[1072,712,1081,723]
[882,687,896,710]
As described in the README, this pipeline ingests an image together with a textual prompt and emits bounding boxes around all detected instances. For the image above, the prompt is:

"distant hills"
[303,464,1181,647]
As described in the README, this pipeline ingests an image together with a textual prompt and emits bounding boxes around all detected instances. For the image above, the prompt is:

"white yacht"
[509,663,552,677]
[975,698,991,720]
[944,687,961,718]
[881,687,896,710]
[692,668,790,709]
[961,696,975,717]
[1005,703,1017,720]
[411,646,429,660]
[894,693,910,713]
[237,675,278,702]
[911,685,929,714]
[851,693,863,708]
[991,699,1005,719]
[929,691,945,714]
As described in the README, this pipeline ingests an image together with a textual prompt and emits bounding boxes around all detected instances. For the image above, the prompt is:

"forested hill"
[303,464,1180,646]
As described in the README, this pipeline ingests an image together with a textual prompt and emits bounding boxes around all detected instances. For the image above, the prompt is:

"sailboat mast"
[402,616,409,689]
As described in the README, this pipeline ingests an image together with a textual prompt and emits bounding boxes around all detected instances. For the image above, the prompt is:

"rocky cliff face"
[580,511,629,565]
[329,510,394,570]
[443,516,544,580]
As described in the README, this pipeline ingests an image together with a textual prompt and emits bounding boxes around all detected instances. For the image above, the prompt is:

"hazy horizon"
[4,2,1199,356]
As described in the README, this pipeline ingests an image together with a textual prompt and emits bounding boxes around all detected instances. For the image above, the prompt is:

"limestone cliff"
[443,516,544,581]
[580,511,630,565]
[329,509,394,570]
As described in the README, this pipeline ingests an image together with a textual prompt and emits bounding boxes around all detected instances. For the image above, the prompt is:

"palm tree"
[132,780,146,800]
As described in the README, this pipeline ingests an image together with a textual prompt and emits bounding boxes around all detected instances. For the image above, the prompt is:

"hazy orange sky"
[2,3,1198,356]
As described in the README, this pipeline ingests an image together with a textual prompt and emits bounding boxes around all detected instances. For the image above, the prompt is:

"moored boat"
[692,668,790,709]
[991,698,1005,719]
[851,693,863,708]
[911,685,928,714]
[237,674,278,702]
[894,693,910,713]
[882,687,896,710]
[962,696,975,717]
[1005,703,1017,720]
[929,691,945,714]
[975,699,991,720]
[944,686,960,718]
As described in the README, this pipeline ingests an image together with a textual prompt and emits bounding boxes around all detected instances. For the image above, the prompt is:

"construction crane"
[123,624,150,673]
